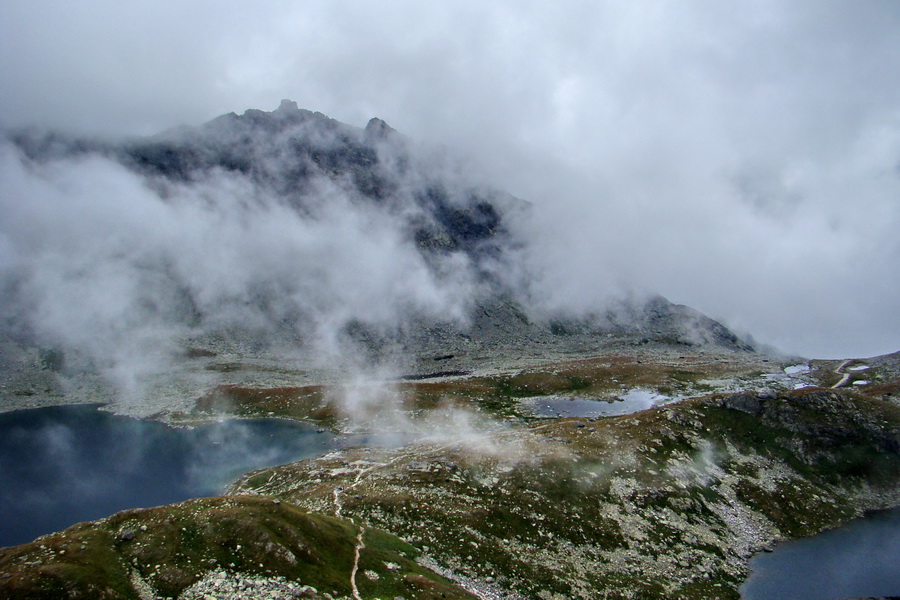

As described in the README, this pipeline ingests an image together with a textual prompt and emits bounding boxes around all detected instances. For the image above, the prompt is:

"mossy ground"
[191,353,778,426]
[234,387,900,599]
[0,496,475,600]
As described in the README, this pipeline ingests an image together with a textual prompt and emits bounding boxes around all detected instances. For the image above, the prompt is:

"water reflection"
[0,405,338,547]
[527,388,675,418]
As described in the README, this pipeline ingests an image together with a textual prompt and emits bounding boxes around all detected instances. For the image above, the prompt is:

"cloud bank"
[1,0,899,358]
[0,137,480,393]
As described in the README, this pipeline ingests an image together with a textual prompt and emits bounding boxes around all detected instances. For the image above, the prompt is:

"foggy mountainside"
[2,101,750,407]
[1,102,898,600]
[5,100,515,357]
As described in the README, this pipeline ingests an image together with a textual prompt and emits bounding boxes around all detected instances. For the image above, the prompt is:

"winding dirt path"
[331,477,364,598]
[831,360,851,389]
[331,459,401,600]
[350,527,366,600]
[329,443,506,600]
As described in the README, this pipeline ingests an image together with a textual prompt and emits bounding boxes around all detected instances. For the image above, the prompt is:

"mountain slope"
[5,100,752,366]
[0,496,476,600]
[13,99,514,270]
[228,387,900,600]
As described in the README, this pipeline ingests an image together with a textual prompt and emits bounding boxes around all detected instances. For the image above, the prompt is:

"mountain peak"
[275,99,299,113]
[365,117,396,140]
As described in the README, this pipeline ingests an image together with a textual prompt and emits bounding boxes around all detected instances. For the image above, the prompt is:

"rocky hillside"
[0,496,475,600]
[223,376,900,599]
[2,375,897,599]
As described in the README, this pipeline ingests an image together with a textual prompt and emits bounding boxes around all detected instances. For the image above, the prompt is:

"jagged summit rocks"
[127,101,513,264]
[12,100,513,266]
[276,98,300,113]
[365,116,398,140]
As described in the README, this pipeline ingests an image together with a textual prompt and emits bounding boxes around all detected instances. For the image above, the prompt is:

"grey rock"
[723,393,764,415]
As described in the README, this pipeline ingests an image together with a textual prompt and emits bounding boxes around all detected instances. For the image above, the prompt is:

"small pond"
[0,404,340,548]
[528,388,675,418]
[760,364,814,390]
[740,507,900,599]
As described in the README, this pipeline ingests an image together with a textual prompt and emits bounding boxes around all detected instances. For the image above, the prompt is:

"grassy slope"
[0,496,475,600]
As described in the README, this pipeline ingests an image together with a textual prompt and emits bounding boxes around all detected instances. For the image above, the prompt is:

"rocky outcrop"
[722,389,900,458]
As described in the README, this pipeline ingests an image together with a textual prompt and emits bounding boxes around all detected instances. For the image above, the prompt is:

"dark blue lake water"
[0,404,339,547]
[740,507,900,599]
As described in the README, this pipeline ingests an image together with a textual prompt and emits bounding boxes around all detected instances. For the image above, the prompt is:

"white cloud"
[1,0,899,357]
[0,138,479,394]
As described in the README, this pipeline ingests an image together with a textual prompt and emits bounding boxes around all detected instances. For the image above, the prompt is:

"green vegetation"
[195,384,338,425]
[230,387,900,599]
[0,496,475,600]
[192,354,770,426]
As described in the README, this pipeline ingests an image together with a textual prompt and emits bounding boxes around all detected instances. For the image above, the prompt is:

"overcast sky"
[1,0,898,358]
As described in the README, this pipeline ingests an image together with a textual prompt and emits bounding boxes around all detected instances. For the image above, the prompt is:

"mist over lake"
[0,405,337,547]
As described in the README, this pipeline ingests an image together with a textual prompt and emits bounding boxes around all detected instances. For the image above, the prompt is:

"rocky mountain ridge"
[8,101,751,343]
[12,99,513,269]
